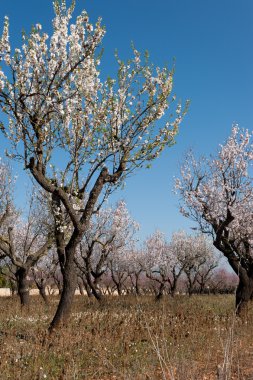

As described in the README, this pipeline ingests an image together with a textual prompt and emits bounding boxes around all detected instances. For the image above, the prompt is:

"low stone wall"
[0,288,12,296]
[0,288,61,297]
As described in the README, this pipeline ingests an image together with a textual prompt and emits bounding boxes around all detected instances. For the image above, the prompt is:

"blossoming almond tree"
[172,232,219,295]
[175,127,253,315]
[143,230,219,298]
[144,230,171,300]
[126,249,146,296]
[0,0,186,330]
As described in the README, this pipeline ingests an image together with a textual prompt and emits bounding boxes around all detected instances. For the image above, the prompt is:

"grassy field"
[0,294,253,379]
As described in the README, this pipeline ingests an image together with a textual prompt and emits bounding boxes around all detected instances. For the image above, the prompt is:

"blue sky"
[0,0,253,241]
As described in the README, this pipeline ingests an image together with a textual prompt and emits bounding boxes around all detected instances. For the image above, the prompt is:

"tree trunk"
[170,278,178,297]
[87,275,103,301]
[49,246,77,332]
[155,282,165,301]
[85,270,103,301]
[15,267,30,307]
[236,275,253,318]
[135,280,140,296]
[37,281,49,305]
[116,283,122,296]
[130,273,141,296]
[82,278,93,297]
[9,278,17,296]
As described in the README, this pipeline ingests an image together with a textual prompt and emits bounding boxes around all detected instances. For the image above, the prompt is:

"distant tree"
[171,232,219,295]
[143,231,171,300]
[168,231,196,296]
[31,252,58,305]
[209,268,238,294]
[0,1,186,329]
[195,253,220,294]
[126,249,146,296]
[143,230,219,298]
[176,127,253,316]
[75,200,138,301]
[0,194,52,306]
[183,253,218,296]
[108,252,130,296]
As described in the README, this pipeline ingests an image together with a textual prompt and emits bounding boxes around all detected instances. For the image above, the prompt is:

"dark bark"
[15,267,30,307]
[30,162,116,332]
[81,277,93,297]
[115,283,123,296]
[110,269,128,296]
[235,274,253,318]
[129,271,142,296]
[170,281,178,297]
[49,193,79,332]
[83,255,104,301]
[214,237,253,317]
[155,282,165,301]
[85,270,103,301]
[49,245,77,332]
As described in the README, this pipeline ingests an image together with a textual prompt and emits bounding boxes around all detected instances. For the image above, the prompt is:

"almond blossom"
[0,1,187,330]
[176,126,253,315]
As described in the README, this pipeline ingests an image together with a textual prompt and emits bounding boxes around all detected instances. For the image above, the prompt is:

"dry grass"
[0,294,253,379]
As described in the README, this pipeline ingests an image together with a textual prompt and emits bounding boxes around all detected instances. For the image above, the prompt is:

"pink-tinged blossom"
[176,127,253,314]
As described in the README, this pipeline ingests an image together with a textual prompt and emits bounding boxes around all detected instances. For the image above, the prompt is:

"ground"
[0,294,253,379]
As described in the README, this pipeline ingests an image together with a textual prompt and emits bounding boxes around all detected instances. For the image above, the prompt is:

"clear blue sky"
[0,0,253,241]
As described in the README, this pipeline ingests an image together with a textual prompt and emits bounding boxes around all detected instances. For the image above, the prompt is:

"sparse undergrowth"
[0,295,253,379]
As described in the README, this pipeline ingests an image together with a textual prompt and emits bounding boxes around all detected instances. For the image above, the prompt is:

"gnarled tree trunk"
[15,267,30,307]
[49,245,77,332]
[235,273,253,318]
[86,272,103,301]
[81,277,93,297]
[213,239,253,318]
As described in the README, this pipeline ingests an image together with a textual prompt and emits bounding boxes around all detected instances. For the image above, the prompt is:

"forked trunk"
[82,278,93,297]
[116,283,123,296]
[48,168,108,332]
[15,267,30,307]
[49,246,77,332]
[86,272,103,301]
[92,286,103,301]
